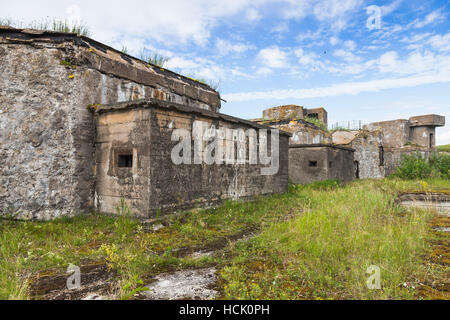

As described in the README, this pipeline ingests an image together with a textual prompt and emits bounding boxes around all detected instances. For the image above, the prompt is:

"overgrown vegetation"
[0,18,91,37]
[138,48,170,68]
[305,116,328,131]
[437,144,450,153]
[392,153,450,180]
[0,178,448,300]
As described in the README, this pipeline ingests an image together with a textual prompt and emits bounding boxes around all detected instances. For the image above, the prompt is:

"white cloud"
[245,8,262,22]
[329,36,340,46]
[378,51,399,72]
[343,40,356,51]
[294,48,325,70]
[437,126,450,145]
[216,39,253,55]
[312,0,363,30]
[297,29,324,43]
[428,33,450,52]
[2,0,265,46]
[333,49,361,63]
[270,22,289,33]
[410,9,445,29]
[223,72,450,102]
[255,67,273,76]
[380,0,403,15]
[257,46,289,68]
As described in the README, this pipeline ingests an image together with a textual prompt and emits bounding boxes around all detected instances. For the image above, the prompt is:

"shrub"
[429,153,450,179]
[437,144,450,153]
[393,152,450,179]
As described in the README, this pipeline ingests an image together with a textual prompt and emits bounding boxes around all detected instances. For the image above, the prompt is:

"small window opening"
[309,161,318,167]
[429,133,434,148]
[329,161,333,168]
[118,154,133,168]
[308,113,319,119]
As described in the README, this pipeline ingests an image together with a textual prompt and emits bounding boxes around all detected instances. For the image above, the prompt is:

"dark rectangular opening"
[354,161,360,179]
[379,146,384,166]
[309,161,318,167]
[429,133,434,148]
[329,161,333,168]
[118,154,133,168]
[308,113,319,119]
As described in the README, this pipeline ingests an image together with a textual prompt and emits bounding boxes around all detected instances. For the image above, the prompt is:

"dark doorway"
[379,146,384,166]
[354,161,360,179]
[429,133,434,148]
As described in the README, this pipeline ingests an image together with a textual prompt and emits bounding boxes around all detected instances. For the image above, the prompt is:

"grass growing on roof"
[0,18,91,37]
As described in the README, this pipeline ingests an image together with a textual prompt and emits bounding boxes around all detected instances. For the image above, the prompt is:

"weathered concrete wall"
[289,144,354,184]
[260,105,327,125]
[95,109,152,217]
[409,126,434,148]
[347,130,385,179]
[409,115,445,127]
[95,100,290,217]
[304,108,328,126]
[263,105,304,120]
[0,28,221,220]
[365,119,410,148]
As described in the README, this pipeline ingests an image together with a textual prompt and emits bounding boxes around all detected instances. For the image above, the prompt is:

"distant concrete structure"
[251,105,331,145]
[289,144,355,184]
[333,114,445,177]
[252,105,354,184]
[261,105,328,126]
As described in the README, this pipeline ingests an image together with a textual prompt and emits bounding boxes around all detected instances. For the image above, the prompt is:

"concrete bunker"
[288,144,355,184]
[95,99,291,217]
[0,28,290,220]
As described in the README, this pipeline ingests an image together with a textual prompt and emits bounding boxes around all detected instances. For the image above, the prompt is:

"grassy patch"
[0,178,448,300]
[218,178,449,300]
[0,192,305,300]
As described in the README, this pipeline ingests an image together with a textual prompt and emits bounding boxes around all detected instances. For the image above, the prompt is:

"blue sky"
[3,0,450,143]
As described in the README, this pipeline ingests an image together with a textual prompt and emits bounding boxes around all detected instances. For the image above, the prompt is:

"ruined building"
[252,105,355,184]
[0,28,289,220]
[253,105,445,183]
[333,114,445,178]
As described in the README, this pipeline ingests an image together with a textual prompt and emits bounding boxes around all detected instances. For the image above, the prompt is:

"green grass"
[437,144,450,153]
[137,49,170,68]
[218,178,449,300]
[0,178,448,300]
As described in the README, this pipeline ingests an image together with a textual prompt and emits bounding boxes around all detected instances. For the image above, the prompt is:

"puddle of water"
[433,227,450,233]
[142,268,218,300]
